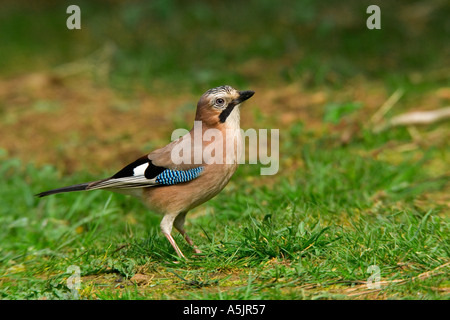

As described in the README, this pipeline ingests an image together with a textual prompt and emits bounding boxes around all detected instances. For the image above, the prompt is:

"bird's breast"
[142,162,238,215]
[203,123,242,166]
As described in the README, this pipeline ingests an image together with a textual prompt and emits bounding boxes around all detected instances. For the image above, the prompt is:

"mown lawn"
[0,0,449,300]
[1,126,448,299]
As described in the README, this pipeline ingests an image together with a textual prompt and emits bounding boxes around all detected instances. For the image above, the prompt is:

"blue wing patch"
[155,167,204,185]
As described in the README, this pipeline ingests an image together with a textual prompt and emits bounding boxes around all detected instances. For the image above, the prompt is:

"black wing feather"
[110,155,166,180]
[37,155,170,196]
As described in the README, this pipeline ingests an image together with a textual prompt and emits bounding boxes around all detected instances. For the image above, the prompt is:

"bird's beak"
[235,90,255,105]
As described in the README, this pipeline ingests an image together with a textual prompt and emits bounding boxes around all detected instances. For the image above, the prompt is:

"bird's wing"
[87,151,204,191]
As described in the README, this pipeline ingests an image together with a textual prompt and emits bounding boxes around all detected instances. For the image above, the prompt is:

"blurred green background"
[1,0,449,172]
[1,0,448,90]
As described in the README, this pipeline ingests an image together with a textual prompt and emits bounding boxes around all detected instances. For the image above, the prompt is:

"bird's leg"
[163,232,186,259]
[160,214,186,259]
[174,212,202,254]
[178,229,202,254]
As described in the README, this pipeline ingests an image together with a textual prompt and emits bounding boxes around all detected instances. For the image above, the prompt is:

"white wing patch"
[133,163,149,176]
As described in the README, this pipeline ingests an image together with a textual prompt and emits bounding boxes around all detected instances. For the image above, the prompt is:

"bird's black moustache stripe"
[219,102,237,123]
[218,90,254,123]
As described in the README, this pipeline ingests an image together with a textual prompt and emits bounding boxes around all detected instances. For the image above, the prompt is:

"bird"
[36,85,255,259]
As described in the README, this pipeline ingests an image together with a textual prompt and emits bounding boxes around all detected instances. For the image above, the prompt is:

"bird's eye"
[215,98,225,107]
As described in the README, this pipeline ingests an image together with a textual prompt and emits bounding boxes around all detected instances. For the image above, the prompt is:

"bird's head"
[195,85,254,128]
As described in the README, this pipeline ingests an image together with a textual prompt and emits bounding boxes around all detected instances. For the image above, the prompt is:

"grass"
[0,0,449,300]
[1,129,448,299]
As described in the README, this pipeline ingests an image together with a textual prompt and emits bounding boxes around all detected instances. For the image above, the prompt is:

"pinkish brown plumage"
[37,86,255,258]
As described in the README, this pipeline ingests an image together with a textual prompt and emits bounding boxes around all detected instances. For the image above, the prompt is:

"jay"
[37,85,255,258]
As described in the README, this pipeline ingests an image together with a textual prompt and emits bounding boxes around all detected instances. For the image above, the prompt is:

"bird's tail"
[35,182,91,198]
